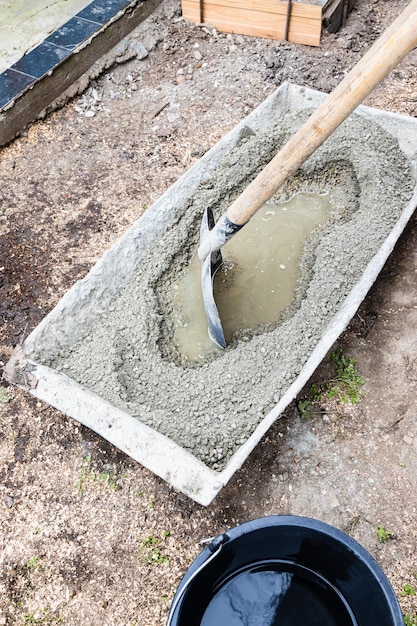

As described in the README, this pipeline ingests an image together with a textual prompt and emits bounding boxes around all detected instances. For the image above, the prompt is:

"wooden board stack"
[181,0,356,47]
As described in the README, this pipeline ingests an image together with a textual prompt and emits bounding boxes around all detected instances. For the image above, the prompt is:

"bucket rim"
[168,515,403,626]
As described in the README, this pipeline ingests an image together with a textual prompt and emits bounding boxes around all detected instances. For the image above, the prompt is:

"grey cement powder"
[32,112,414,470]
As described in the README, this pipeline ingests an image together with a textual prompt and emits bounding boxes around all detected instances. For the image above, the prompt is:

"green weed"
[0,414,15,443]
[77,454,92,494]
[140,533,170,566]
[404,614,417,626]
[141,535,158,548]
[96,470,119,490]
[0,386,11,403]
[0,385,14,444]
[325,348,365,404]
[401,583,416,597]
[297,399,314,419]
[23,608,50,624]
[376,525,393,543]
[77,455,121,494]
[26,556,41,571]
[298,348,365,420]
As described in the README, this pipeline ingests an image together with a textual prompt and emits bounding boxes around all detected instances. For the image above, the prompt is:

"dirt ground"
[1,0,417,624]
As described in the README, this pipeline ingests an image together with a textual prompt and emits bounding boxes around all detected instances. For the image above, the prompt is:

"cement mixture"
[2,0,417,622]
[29,112,414,470]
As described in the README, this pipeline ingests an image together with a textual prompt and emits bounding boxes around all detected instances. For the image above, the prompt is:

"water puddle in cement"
[170,192,333,361]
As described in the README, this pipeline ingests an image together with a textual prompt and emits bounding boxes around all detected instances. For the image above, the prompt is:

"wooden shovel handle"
[226,0,417,226]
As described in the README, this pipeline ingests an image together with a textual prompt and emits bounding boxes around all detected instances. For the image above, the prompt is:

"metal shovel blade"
[200,207,226,349]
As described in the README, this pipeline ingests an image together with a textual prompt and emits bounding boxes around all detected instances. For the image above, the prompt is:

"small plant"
[404,614,417,626]
[401,583,416,597]
[96,469,119,491]
[0,414,15,443]
[23,608,50,624]
[26,555,41,571]
[326,348,365,404]
[77,454,92,494]
[77,455,122,494]
[141,535,158,548]
[297,399,314,419]
[135,490,143,499]
[298,348,365,421]
[0,386,11,403]
[310,382,321,401]
[376,525,393,543]
[140,533,170,566]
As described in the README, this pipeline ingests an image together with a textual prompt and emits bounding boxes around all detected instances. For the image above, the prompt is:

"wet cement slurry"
[29,111,415,470]
[171,191,333,361]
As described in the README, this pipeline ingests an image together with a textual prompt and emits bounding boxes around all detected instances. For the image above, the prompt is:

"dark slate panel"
[45,16,100,50]
[0,69,36,110]
[78,0,132,24]
[13,41,70,79]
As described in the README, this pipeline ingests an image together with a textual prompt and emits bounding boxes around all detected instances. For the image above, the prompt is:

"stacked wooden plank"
[322,0,356,33]
[181,0,355,47]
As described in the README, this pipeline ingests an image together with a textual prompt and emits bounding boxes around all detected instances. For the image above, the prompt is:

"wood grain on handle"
[226,0,417,226]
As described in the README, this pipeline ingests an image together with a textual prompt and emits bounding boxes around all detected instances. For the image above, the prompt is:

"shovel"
[198,0,417,349]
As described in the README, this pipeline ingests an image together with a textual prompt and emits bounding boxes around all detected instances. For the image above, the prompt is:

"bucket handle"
[166,533,229,625]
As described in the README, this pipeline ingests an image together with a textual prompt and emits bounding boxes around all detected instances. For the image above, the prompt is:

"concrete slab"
[0,0,92,73]
[7,83,417,506]
[0,0,161,146]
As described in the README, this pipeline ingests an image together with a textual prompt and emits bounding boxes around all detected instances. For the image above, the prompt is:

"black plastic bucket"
[167,516,403,625]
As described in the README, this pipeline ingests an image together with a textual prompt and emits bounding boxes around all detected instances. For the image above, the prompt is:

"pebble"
[136,43,149,60]
[330,494,340,508]
[403,434,413,445]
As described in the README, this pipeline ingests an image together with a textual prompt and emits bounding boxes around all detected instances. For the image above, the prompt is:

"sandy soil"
[1,0,417,624]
